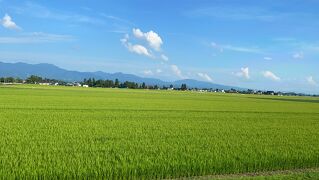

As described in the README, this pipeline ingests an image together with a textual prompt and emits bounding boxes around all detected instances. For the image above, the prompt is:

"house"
[82,85,89,88]
[256,91,263,95]
[265,91,275,95]
[74,83,81,87]
[39,83,50,86]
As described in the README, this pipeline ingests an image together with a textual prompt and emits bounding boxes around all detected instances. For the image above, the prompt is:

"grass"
[0,85,318,179]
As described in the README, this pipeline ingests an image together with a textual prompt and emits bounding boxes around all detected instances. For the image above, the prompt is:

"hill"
[0,62,242,90]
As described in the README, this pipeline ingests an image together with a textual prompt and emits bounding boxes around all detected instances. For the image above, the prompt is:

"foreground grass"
[0,85,318,178]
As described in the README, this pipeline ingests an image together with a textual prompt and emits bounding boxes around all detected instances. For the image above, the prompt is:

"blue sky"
[0,0,319,93]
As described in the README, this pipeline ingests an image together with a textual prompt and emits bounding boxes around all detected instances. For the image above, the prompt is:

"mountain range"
[0,62,243,90]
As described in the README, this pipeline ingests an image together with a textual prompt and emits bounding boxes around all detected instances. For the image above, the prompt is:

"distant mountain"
[0,62,165,85]
[0,62,243,90]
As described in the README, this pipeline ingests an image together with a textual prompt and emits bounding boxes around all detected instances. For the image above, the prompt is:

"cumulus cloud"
[171,65,183,78]
[197,73,213,82]
[143,70,153,76]
[121,34,152,57]
[127,44,152,57]
[132,28,144,38]
[236,67,250,79]
[144,69,162,76]
[307,76,317,86]
[142,30,162,51]
[132,28,163,51]
[1,14,21,30]
[122,29,169,61]
[262,71,280,81]
[264,57,272,60]
[292,52,304,59]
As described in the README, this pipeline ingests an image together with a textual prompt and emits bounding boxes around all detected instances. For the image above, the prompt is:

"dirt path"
[170,168,319,180]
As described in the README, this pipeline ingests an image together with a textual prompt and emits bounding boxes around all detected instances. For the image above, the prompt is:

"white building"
[39,83,50,86]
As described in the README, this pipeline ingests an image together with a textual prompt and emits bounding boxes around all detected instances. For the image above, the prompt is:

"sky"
[0,0,319,93]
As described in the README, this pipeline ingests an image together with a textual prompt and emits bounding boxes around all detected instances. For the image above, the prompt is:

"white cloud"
[211,42,223,52]
[197,73,213,82]
[307,76,317,86]
[100,14,134,26]
[292,52,304,59]
[143,70,153,76]
[236,67,250,79]
[161,54,169,61]
[132,28,163,51]
[121,31,167,60]
[122,29,166,61]
[133,28,144,38]
[222,45,262,53]
[0,32,74,44]
[211,42,262,54]
[171,65,183,78]
[143,69,162,76]
[262,71,280,81]
[127,44,152,57]
[121,34,152,57]
[143,31,163,51]
[264,57,272,60]
[120,34,129,43]
[1,14,21,30]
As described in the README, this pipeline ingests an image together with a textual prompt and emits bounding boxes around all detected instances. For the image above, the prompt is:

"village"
[0,75,317,97]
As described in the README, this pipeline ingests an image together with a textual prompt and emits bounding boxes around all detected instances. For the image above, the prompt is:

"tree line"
[0,77,23,83]
[83,78,181,90]
[0,75,67,85]
[0,75,188,90]
[1,75,318,96]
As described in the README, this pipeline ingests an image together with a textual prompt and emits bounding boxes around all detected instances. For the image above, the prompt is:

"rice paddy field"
[0,85,319,179]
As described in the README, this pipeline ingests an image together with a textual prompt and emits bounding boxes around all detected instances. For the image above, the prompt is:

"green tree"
[141,82,146,89]
[115,79,119,87]
[181,84,187,91]
[26,75,43,84]
[92,78,96,87]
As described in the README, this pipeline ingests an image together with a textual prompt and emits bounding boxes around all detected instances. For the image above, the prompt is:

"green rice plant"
[0,85,318,179]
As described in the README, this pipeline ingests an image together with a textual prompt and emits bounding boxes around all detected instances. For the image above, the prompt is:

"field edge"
[173,168,319,180]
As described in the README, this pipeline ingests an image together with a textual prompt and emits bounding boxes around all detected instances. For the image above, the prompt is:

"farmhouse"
[39,83,50,86]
